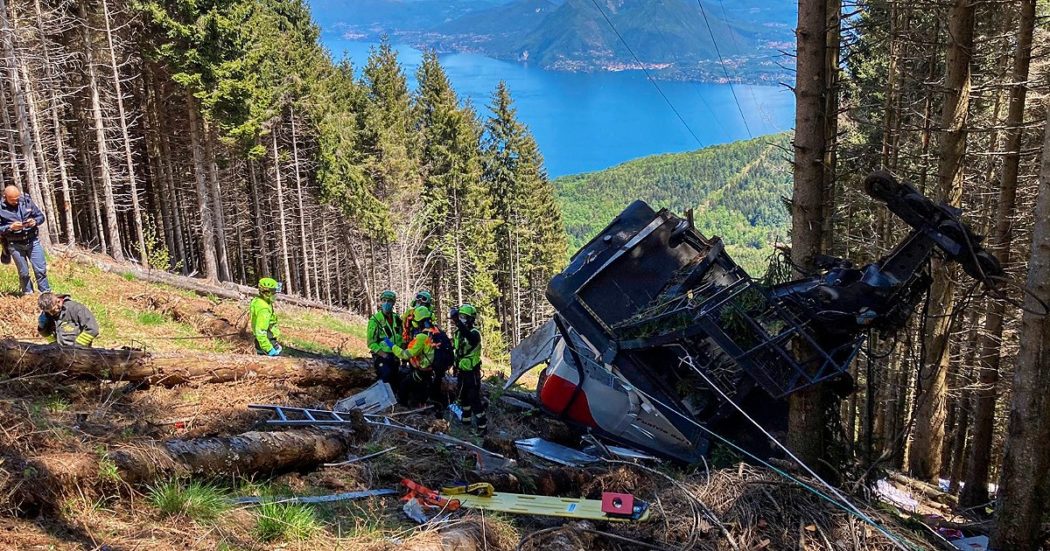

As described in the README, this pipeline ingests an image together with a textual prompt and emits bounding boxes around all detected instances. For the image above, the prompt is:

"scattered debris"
[323,446,397,467]
[368,416,515,472]
[515,437,599,467]
[402,498,429,524]
[951,535,989,551]
[334,381,397,414]
[232,488,397,505]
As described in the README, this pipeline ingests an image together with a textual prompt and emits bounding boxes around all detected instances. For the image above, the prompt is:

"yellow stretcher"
[431,482,651,522]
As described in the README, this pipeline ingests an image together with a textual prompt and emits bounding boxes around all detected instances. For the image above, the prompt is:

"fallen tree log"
[133,293,249,344]
[0,340,374,389]
[18,425,368,509]
[53,245,353,314]
[110,426,366,484]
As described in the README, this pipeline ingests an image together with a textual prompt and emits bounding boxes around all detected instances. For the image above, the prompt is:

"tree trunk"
[909,0,974,482]
[290,108,313,299]
[0,83,23,190]
[37,0,75,245]
[248,156,266,278]
[111,427,365,484]
[787,0,838,466]
[13,34,57,245]
[23,427,366,505]
[185,90,218,280]
[204,124,230,281]
[1,0,50,244]
[961,0,1036,509]
[80,1,122,259]
[271,131,294,294]
[991,96,1050,551]
[100,0,145,262]
[0,339,374,389]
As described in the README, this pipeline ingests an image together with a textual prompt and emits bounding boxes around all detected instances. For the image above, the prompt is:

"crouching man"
[38,292,99,347]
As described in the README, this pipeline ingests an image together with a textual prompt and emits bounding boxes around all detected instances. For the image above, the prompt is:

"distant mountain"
[308,0,508,36]
[504,0,758,69]
[436,0,558,36]
[554,132,792,273]
[307,0,794,83]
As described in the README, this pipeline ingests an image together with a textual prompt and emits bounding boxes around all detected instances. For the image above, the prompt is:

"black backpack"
[430,329,454,375]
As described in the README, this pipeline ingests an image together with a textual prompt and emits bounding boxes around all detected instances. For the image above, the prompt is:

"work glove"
[267,346,281,357]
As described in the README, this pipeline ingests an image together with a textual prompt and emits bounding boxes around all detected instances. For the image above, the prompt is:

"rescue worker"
[387,305,439,407]
[401,290,433,342]
[37,292,99,347]
[451,303,486,434]
[250,277,283,356]
[367,290,403,389]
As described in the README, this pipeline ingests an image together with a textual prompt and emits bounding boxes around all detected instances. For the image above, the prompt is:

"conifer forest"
[0,0,566,358]
[1,0,1050,548]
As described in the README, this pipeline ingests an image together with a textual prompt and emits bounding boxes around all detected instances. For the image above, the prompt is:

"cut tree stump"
[0,339,373,389]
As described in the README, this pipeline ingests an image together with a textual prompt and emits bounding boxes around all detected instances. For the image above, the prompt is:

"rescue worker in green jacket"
[387,305,440,407]
[451,303,486,434]
[401,290,433,343]
[367,290,403,389]
[250,278,283,356]
[37,292,99,347]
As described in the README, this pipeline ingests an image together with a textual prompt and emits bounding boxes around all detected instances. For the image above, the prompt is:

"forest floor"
[0,250,956,550]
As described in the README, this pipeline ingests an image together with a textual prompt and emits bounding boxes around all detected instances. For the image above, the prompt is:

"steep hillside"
[435,0,558,36]
[506,0,755,67]
[555,132,792,272]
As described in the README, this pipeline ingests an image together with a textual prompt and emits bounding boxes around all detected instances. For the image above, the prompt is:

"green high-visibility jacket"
[453,327,482,371]
[250,296,281,353]
[367,310,403,354]
[393,329,436,370]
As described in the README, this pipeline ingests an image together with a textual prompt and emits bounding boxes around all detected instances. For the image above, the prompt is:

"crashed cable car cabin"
[509,171,1003,463]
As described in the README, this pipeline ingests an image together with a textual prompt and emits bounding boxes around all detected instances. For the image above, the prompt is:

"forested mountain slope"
[555,133,792,272]
[0,0,565,356]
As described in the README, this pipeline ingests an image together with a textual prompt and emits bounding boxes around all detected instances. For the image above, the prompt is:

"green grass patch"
[43,395,70,413]
[98,457,121,483]
[285,337,335,356]
[121,271,136,281]
[149,480,230,522]
[137,311,167,326]
[255,502,319,542]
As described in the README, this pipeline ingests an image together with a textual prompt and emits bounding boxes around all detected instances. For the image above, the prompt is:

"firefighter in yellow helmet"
[251,278,283,356]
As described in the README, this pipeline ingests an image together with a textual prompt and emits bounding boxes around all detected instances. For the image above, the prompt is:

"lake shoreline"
[323,38,796,177]
[326,31,791,87]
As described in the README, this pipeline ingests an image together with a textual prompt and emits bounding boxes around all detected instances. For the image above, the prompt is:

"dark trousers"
[456,368,487,429]
[404,369,434,408]
[373,353,401,392]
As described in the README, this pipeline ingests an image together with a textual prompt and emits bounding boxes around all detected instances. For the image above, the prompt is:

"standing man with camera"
[0,186,49,295]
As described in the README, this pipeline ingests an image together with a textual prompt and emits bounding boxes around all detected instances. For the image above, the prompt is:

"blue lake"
[321,36,796,178]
